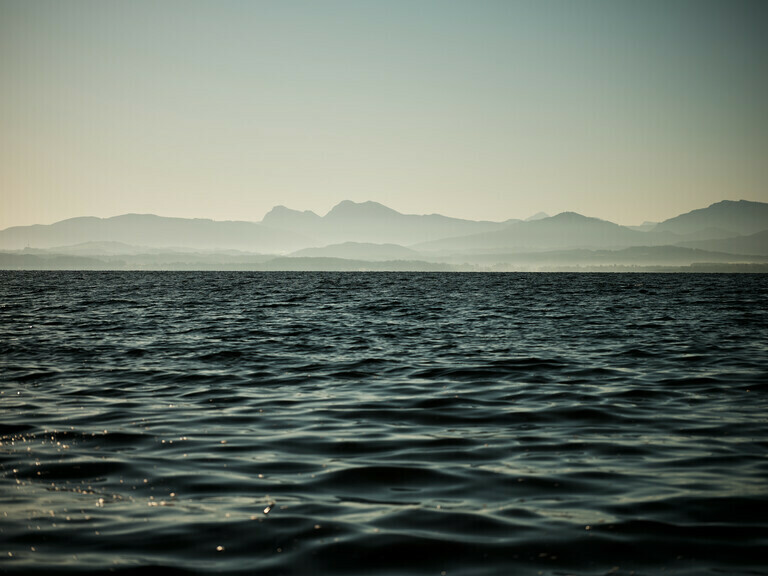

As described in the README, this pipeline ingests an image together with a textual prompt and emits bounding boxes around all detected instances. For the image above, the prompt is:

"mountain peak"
[549,211,593,222]
[530,212,621,229]
[325,200,401,219]
[656,199,768,235]
[712,199,755,206]
[262,205,320,225]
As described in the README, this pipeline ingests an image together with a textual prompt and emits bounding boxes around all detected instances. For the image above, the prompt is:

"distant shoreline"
[2,260,767,274]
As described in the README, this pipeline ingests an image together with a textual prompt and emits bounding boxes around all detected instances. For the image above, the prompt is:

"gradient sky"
[1,0,767,229]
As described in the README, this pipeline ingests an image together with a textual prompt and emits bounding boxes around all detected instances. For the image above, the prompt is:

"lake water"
[1,272,767,575]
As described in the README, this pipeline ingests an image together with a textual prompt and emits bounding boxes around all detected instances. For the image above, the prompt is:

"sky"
[1,0,767,229]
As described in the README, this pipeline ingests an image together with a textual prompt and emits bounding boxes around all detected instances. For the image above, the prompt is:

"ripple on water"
[0,271,767,575]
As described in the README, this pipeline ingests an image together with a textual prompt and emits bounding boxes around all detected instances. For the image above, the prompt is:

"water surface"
[1,272,767,575]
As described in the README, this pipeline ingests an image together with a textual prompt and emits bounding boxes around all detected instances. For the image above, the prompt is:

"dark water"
[1,272,767,576]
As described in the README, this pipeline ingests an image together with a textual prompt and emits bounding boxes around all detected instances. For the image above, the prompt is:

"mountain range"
[261,200,512,246]
[1,199,766,271]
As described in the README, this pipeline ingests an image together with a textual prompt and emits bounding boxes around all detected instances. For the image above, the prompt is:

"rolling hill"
[414,212,654,253]
[0,214,310,252]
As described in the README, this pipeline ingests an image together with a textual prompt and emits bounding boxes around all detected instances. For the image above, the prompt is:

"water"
[1,271,767,576]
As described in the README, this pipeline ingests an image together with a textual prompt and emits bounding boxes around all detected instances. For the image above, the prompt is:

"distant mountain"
[415,212,652,253]
[674,229,768,256]
[414,201,768,254]
[0,249,277,270]
[37,241,150,256]
[291,242,421,261]
[261,256,454,272]
[3,243,762,271]
[0,214,310,252]
[654,200,768,236]
[261,206,323,230]
[2,198,767,268]
[325,200,402,220]
[525,212,549,221]
[627,221,658,232]
[0,252,109,270]
[438,245,768,266]
[262,200,511,245]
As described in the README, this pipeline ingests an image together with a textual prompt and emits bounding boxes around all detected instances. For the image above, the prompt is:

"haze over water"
[1,271,767,575]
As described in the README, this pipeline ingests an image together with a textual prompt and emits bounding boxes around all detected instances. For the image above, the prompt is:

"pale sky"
[1,0,766,229]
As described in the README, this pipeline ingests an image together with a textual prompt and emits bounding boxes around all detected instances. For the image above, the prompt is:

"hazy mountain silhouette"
[261,257,453,272]
[291,242,421,261]
[415,212,653,253]
[0,252,109,270]
[261,206,323,232]
[31,241,156,256]
[436,245,767,266]
[674,229,768,256]
[525,212,549,221]
[414,201,768,253]
[0,247,277,270]
[3,244,763,272]
[21,241,271,258]
[262,200,512,245]
[0,214,309,252]
[627,221,658,232]
[2,198,766,269]
[654,200,768,236]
